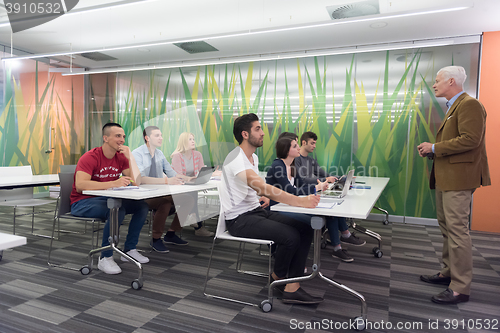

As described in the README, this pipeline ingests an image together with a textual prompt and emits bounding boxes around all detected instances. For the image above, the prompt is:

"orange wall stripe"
[473,31,500,233]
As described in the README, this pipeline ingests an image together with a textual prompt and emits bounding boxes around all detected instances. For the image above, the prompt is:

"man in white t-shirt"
[220,113,323,305]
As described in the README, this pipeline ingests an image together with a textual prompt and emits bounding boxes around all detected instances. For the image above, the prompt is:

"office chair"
[203,207,275,312]
[321,218,384,258]
[47,172,104,270]
[0,166,55,235]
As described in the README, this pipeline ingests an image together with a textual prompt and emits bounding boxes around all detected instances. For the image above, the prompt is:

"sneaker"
[150,239,170,253]
[164,234,188,246]
[98,256,122,274]
[121,249,150,263]
[341,233,366,246]
[194,226,214,237]
[332,249,354,262]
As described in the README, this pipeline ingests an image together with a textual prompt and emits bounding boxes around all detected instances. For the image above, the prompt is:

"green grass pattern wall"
[93,50,448,218]
[0,45,477,219]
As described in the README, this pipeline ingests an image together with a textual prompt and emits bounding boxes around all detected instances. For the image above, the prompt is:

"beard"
[248,134,263,148]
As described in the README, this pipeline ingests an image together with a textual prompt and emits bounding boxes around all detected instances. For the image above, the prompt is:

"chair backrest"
[57,172,75,215]
[0,166,35,201]
[60,165,77,173]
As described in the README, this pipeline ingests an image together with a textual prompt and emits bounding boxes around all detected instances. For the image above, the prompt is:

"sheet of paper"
[317,198,337,209]
[109,186,154,191]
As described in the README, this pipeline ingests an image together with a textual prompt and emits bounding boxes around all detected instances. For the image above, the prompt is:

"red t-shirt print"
[70,147,130,205]
[93,165,121,181]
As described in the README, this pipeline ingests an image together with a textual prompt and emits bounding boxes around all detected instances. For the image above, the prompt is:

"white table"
[0,232,27,261]
[84,181,218,201]
[271,176,389,328]
[81,181,219,289]
[0,174,59,236]
[273,177,389,219]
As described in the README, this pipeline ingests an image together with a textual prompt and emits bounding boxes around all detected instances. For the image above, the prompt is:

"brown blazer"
[430,93,491,191]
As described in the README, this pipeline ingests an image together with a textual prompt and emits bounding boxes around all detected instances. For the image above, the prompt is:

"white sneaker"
[120,249,149,264]
[98,256,122,274]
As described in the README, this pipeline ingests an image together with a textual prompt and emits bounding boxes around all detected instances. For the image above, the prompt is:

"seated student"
[220,113,323,304]
[295,131,337,183]
[71,122,149,275]
[170,132,216,237]
[132,126,197,253]
[266,134,362,262]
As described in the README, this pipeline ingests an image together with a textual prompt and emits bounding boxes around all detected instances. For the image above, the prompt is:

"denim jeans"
[279,212,348,246]
[71,196,149,258]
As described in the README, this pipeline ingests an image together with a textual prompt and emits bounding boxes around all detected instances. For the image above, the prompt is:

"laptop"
[320,169,355,198]
[185,166,214,185]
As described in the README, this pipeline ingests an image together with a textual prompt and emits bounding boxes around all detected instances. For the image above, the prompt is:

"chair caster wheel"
[260,300,272,313]
[353,316,366,331]
[80,265,91,275]
[131,279,143,290]
[372,247,383,258]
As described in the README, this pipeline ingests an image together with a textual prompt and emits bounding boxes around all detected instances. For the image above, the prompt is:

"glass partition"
[0,56,85,174]
[80,43,482,220]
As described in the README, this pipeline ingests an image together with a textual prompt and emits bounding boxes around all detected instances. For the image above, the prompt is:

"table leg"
[81,198,144,289]
[269,216,367,322]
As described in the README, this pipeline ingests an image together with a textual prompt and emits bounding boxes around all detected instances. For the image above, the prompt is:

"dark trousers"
[227,207,313,279]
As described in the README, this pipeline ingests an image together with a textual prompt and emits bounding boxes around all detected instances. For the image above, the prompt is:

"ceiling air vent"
[80,52,118,61]
[174,41,218,54]
[326,0,379,20]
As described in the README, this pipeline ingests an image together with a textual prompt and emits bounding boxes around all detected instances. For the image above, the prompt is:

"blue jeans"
[279,212,348,246]
[71,197,149,258]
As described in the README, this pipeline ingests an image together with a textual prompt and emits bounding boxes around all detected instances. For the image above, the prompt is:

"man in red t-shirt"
[71,123,149,275]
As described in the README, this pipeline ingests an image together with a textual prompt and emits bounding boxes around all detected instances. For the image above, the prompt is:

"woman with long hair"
[171,132,216,237]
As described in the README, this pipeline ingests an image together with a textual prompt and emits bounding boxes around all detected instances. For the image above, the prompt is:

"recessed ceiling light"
[370,22,388,28]
[137,48,150,52]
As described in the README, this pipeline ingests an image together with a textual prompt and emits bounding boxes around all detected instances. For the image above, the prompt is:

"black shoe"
[340,233,366,246]
[281,287,323,305]
[331,249,354,262]
[163,233,188,246]
[150,239,169,253]
[270,275,285,295]
[431,288,469,304]
[420,273,451,285]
